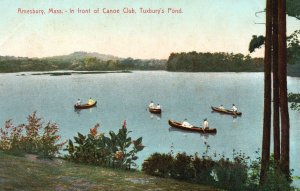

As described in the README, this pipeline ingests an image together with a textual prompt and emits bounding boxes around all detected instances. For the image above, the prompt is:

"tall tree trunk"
[272,0,280,162]
[278,0,290,178]
[260,0,272,185]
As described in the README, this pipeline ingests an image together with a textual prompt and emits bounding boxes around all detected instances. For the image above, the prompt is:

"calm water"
[0,71,299,181]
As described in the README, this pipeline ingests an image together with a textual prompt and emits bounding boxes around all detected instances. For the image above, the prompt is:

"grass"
[0,152,218,191]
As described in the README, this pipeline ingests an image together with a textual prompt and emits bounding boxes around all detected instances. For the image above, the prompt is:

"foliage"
[0,112,65,158]
[248,31,300,64]
[171,153,196,180]
[142,152,174,177]
[142,150,247,189]
[142,149,294,191]
[166,51,264,72]
[192,154,216,184]
[249,35,265,53]
[287,30,300,65]
[65,122,144,170]
[288,92,300,111]
[247,153,293,191]
[287,0,300,20]
[213,151,249,191]
[0,53,166,73]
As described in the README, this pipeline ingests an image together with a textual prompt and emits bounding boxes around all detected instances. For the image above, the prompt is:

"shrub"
[142,153,174,177]
[65,121,144,170]
[171,152,196,180]
[0,112,65,158]
[288,92,300,111]
[192,154,216,184]
[213,157,248,190]
[142,152,215,182]
[142,149,294,190]
[247,154,293,191]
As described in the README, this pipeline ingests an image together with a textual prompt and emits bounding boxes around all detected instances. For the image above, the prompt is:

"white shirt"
[156,105,161,109]
[149,103,154,108]
[219,106,225,110]
[182,121,193,128]
[232,106,237,112]
[203,121,209,129]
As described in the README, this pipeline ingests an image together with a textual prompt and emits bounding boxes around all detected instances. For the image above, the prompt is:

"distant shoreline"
[7,70,300,78]
[28,70,132,76]
[1,51,299,77]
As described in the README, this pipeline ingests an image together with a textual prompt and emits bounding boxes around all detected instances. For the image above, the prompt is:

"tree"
[260,0,292,184]
[249,35,265,53]
[278,0,290,179]
[249,0,300,66]
[260,0,272,184]
[286,0,300,19]
[272,0,280,162]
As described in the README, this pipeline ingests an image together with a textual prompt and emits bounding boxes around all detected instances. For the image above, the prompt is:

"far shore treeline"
[166,51,264,72]
[0,51,299,76]
[0,52,166,72]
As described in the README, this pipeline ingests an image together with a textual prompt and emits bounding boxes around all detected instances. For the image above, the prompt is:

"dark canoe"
[74,101,97,109]
[168,120,217,134]
[211,106,242,116]
[149,107,162,114]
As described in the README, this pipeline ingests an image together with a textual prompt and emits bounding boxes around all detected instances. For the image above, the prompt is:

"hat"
[204,118,207,121]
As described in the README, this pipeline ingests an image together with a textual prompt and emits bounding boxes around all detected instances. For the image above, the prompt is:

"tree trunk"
[260,0,272,185]
[278,0,290,178]
[272,0,280,162]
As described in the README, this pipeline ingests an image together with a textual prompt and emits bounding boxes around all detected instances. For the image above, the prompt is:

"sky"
[0,0,299,59]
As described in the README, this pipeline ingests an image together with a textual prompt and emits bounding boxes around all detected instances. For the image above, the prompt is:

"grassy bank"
[0,152,217,191]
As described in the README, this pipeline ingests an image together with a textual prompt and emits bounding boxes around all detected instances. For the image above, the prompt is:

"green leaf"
[124,141,131,148]
[136,145,145,152]
[126,137,132,142]
[109,131,117,141]
[74,137,83,145]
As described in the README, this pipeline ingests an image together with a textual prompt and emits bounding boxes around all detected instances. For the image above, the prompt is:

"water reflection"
[168,127,217,137]
[149,113,161,120]
[74,107,96,115]
[211,111,241,117]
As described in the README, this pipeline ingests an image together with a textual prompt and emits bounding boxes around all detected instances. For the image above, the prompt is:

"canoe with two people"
[148,101,162,114]
[168,119,217,134]
[211,104,242,116]
[182,118,209,129]
[74,97,97,109]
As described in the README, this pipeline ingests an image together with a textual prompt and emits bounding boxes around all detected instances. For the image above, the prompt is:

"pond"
[0,71,299,184]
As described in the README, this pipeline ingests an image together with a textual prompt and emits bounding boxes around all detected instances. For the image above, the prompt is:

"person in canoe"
[156,104,161,109]
[218,104,225,110]
[88,97,95,105]
[182,119,193,128]
[203,118,209,130]
[232,104,238,113]
[75,99,81,106]
[149,101,155,108]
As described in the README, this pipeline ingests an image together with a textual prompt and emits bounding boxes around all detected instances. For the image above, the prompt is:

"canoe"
[149,107,161,114]
[74,101,97,109]
[168,120,217,134]
[211,106,242,116]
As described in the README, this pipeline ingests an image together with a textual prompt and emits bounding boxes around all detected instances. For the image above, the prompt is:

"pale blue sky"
[0,0,298,59]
